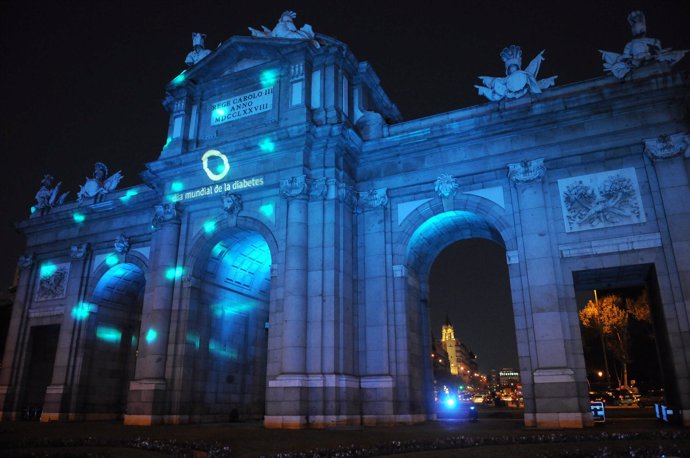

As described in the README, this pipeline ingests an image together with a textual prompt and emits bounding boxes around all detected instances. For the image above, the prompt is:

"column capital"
[356,187,388,213]
[508,158,546,184]
[337,181,357,209]
[151,202,181,230]
[69,243,90,259]
[279,175,309,200]
[643,132,689,160]
[308,177,328,200]
[17,253,34,270]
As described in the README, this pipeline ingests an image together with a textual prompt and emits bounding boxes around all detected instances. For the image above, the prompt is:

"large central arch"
[182,216,277,421]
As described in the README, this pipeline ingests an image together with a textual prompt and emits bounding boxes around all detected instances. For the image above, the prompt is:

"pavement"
[0,407,688,457]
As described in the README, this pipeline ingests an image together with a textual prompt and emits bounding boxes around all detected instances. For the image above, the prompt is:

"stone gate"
[1,14,689,428]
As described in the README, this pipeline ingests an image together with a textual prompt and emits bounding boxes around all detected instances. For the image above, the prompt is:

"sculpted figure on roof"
[599,11,687,79]
[475,45,557,102]
[249,11,320,48]
[185,32,212,66]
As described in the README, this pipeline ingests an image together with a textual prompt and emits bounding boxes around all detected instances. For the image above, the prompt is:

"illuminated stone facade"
[1,31,689,429]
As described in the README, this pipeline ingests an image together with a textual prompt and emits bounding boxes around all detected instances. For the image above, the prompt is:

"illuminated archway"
[186,227,272,420]
[401,208,517,418]
[84,263,146,417]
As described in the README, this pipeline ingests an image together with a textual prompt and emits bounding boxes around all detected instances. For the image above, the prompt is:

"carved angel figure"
[248,11,320,48]
[185,32,211,66]
[599,11,687,79]
[34,174,69,215]
[475,45,557,102]
[77,162,124,204]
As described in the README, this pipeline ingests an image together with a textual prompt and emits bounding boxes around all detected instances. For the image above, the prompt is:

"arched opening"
[188,228,272,420]
[85,263,145,418]
[405,210,518,419]
[573,264,678,419]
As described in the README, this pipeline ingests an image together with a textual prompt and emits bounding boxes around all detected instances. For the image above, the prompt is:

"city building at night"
[439,317,477,384]
[1,11,689,429]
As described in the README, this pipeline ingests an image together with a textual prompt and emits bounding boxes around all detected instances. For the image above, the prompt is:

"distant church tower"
[441,316,459,375]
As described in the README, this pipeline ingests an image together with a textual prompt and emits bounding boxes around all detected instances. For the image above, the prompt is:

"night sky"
[1,1,688,372]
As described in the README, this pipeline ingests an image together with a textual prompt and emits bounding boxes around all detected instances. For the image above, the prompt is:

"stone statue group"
[31,10,687,216]
[183,10,685,103]
[34,162,123,215]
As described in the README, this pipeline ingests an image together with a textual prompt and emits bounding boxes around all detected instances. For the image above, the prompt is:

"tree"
[579,291,650,388]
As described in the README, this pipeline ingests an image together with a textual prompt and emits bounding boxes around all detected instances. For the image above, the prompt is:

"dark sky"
[1,1,689,371]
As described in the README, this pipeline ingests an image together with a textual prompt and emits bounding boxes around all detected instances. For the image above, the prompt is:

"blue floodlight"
[203,220,216,234]
[145,328,157,344]
[258,138,275,153]
[260,69,278,87]
[165,266,184,281]
[96,325,122,344]
[71,302,94,320]
[259,202,275,219]
[171,71,186,85]
[39,262,58,278]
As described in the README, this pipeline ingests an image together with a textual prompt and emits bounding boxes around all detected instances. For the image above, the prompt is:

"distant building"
[439,317,477,384]
[499,368,520,388]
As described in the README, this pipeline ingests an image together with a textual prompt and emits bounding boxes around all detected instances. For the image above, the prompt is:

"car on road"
[436,396,479,421]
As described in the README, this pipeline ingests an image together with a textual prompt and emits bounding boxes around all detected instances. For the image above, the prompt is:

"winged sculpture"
[77,162,123,204]
[475,45,557,102]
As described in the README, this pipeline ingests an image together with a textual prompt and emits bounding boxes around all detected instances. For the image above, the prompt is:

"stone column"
[508,159,591,429]
[644,133,690,426]
[0,255,35,420]
[124,202,181,425]
[41,244,92,422]
[265,176,310,429]
[279,175,310,374]
[357,187,394,425]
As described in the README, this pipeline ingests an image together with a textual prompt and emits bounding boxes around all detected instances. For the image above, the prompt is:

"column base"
[124,378,167,424]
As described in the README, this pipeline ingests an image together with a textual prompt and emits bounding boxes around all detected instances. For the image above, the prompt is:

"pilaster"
[508,158,591,428]
[124,202,181,425]
[0,255,35,420]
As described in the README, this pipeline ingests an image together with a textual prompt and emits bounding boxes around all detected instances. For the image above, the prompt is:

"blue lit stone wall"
[1,32,688,429]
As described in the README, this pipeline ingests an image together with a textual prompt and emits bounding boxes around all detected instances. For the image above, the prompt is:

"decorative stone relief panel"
[558,167,645,233]
[36,263,70,301]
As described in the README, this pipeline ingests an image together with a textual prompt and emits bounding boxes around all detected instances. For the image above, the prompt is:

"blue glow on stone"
[71,302,94,320]
[131,335,137,347]
[171,70,186,85]
[211,243,226,258]
[259,203,275,219]
[171,181,184,192]
[105,253,119,267]
[96,325,122,344]
[211,302,256,318]
[186,332,200,350]
[73,212,86,223]
[260,69,278,87]
[203,220,216,234]
[258,138,275,153]
[163,136,172,149]
[213,108,227,116]
[208,339,238,359]
[120,189,138,202]
[40,262,58,278]
[165,266,184,280]
[30,206,36,214]
[145,328,157,344]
